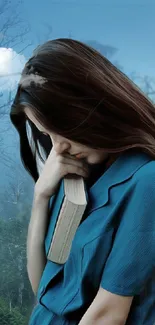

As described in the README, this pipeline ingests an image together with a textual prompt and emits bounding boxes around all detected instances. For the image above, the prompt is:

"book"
[45,175,88,264]
[32,142,88,264]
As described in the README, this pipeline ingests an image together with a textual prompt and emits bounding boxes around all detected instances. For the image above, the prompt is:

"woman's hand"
[35,148,90,199]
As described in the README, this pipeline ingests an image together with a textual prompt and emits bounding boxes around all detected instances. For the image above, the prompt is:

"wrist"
[34,185,51,201]
[33,190,51,212]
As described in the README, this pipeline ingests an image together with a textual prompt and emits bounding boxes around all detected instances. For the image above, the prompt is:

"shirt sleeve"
[101,173,155,296]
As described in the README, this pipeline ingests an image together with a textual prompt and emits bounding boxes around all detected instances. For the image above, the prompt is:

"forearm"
[27,189,50,295]
[79,292,127,325]
[78,286,132,325]
[79,312,125,325]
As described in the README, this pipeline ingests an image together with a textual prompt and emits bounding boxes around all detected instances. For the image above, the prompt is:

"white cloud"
[0,47,26,92]
[19,73,47,88]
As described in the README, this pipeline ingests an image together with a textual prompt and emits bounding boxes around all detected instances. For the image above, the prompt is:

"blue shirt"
[29,150,155,325]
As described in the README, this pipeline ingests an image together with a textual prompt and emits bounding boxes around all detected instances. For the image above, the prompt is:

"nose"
[53,141,71,155]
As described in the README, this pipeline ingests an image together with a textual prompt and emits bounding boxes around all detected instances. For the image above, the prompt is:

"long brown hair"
[10,38,155,182]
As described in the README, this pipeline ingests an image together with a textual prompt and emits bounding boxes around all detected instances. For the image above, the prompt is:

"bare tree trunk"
[19,280,24,306]
[9,299,12,313]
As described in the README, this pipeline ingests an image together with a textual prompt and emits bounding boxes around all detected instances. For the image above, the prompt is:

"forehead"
[24,107,86,147]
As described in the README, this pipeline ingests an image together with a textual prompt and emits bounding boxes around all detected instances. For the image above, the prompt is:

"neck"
[104,153,120,171]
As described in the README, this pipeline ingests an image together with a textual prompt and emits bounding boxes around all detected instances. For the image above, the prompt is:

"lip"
[75,153,85,159]
[70,153,87,160]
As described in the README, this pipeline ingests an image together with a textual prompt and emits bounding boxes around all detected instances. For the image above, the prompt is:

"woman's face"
[24,107,109,165]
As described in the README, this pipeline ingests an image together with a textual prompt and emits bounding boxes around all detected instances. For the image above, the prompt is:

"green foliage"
[0,297,27,325]
[0,209,34,323]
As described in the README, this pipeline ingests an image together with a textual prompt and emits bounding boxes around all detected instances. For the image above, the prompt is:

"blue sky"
[21,0,155,78]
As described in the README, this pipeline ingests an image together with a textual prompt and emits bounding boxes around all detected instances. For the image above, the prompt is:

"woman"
[10,38,155,325]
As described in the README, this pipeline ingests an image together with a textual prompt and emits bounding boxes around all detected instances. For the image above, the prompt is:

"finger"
[62,157,89,173]
[64,164,89,178]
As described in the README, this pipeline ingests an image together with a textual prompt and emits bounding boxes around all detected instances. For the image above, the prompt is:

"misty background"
[0,0,155,324]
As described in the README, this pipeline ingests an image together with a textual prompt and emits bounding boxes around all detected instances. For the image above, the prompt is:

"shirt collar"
[87,150,152,212]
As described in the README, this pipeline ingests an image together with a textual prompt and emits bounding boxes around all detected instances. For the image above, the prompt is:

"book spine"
[44,179,65,256]
[47,201,87,264]
[58,203,87,263]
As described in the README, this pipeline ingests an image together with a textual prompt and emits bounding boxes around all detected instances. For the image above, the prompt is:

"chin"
[89,155,108,165]
[86,156,100,164]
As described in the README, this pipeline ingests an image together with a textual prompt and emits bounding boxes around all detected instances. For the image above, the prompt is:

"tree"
[0,0,35,321]
[85,40,123,71]
[0,0,32,107]
[86,40,155,103]
[130,72,155,102]
[0,0,32,167]
[0,296,27,325]
[1,163,33,220]
[0,214,34,319]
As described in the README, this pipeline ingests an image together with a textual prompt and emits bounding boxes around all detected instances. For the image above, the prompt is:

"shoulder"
[132,159,155,189]
[134,158,155,177]
[120,158,155,231]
